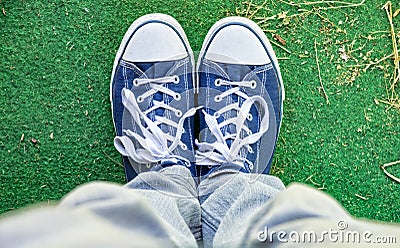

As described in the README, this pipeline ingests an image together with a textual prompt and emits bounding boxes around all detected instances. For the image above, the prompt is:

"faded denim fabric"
[1,166,399,248]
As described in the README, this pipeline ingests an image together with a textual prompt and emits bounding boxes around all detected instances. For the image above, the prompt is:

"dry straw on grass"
[237,0,399,183]
[237,0,399,111]
[380,1,399,183]
[378,1,400,112]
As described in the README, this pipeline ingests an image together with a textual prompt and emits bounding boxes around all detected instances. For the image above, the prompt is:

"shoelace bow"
[114,76,197,166]
[195,79,270,170]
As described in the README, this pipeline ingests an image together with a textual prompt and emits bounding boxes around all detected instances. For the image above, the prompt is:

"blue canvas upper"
[196,58,283,176]
[111,15,283,182]
[110,16,196,181]
[112,57,197,181]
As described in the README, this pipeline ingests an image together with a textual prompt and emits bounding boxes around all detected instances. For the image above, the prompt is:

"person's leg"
[198,164,285,248]
[217,181,400,247]
[1,13,202,248]
[0,166,200,248]
[109,12,202,245]
[195,16,285,247]
[200,170,400,248]
[195,17,400,248]
[124,165,201,241]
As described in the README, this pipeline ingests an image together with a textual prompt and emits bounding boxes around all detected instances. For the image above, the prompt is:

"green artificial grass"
[1,0,399,223]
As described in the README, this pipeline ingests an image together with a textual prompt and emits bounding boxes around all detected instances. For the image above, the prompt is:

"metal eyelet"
[173,75,180,84]
[215,79,222,86]
[174,93,181,101]
[214,112,221,118]
[214,95,222,102]
[247,113,253,121]
[176,110,182,117]
[248,146,254,153]
[250,80,257,89]
[180,143,188,150]
[133,79,139,86]
[137,96,144,103]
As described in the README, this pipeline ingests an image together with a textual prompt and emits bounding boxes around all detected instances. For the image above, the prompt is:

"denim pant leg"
[235,183,400,247]
[198,163,285,248]
[199,164,400,247]
[0,166,200,248]
[125,165,202,242]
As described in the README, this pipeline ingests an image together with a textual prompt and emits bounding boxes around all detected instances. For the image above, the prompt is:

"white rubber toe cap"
[122,22,188,62]
[205,24,271,65]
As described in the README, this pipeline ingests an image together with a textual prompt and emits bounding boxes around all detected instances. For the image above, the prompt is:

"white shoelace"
[114,76,197,166]
[196,79,270,170]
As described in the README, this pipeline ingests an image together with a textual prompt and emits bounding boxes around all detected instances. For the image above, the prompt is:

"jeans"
[0,165,399,247]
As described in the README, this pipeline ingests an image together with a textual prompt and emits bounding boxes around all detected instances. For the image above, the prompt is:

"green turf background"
[1,0,399,222]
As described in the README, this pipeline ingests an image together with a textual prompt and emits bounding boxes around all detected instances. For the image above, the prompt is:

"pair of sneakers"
[110,14,285,182]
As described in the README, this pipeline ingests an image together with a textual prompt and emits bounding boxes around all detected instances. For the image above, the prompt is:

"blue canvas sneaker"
[110,14,197,181]
[195,17,285,176]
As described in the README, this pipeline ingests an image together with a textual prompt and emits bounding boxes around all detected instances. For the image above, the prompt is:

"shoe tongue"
[214,62,255,81]
[135,61,178,133]
[211,62,257,149]
[135,61,176,78]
